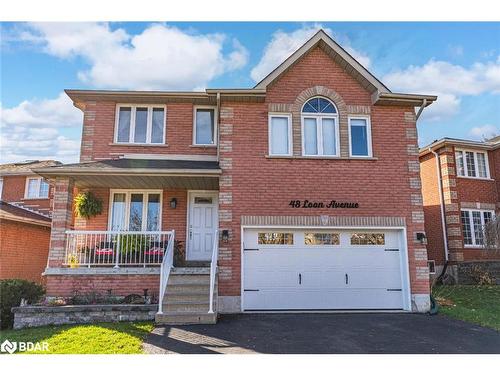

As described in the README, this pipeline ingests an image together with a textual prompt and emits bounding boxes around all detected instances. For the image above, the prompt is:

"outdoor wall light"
[221,229,229,243]
[169,198,177,209]
[416,232,427,244]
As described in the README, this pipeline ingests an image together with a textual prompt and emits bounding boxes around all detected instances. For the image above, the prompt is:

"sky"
[1,22,499,163]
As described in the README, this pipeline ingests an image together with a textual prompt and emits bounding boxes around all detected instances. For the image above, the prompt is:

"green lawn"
[432,285,500,331]
[0,321,154,354]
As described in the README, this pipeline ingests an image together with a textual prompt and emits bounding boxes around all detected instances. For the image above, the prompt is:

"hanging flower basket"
[74,192,103,219]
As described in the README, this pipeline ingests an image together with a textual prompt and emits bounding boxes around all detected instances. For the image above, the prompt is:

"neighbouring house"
[0,160,60,282]
[420,137,500,283]
[34,30,437,324]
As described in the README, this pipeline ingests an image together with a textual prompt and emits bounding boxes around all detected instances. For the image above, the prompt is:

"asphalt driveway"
[143,313,500,354]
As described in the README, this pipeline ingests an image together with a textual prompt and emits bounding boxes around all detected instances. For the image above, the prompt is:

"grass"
[0,321,154,354]
[432,285,500,331]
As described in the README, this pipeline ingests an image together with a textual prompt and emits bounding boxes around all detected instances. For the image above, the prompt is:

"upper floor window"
[25,177,49,199]
[194,106,217,146]
[301,97,339,157]
[0,178,3,199]
[349,116,372,157]
[455,149,489,179]
[115,105,166,144]
[268,114,292,156]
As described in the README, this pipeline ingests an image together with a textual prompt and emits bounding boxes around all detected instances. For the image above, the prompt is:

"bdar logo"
[1,339,17,354]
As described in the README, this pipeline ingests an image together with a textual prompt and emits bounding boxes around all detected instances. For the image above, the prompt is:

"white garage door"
[243,228,407,311]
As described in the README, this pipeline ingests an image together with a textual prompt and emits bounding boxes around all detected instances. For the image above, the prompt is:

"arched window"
[301,97,339,156]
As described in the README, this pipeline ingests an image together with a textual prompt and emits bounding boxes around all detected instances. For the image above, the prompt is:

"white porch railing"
[64,230,174,268]
[208,229,219,314]
[158,230,175,314]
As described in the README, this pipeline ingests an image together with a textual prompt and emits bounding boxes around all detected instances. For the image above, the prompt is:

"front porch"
[36,158,222,324]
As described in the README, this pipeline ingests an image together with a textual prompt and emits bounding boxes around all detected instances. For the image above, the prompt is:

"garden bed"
[12,304,158,329]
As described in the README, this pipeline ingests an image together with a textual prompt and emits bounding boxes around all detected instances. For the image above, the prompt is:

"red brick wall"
[45,274,159,297]
[80,101,217,162]
[420,152,446,265]
[1,175,54,216]
[218,47,428,297]
[0,219,50,283]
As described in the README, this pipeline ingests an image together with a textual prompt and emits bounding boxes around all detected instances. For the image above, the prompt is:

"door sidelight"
[299,273,302,285]
[345,273,349,285]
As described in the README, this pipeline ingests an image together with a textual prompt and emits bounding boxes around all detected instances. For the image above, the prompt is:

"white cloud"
[0,93,82,163]
[250,25,371,83]
[383,57,500,121]
[20,22,249,90]
[468,124,499,140]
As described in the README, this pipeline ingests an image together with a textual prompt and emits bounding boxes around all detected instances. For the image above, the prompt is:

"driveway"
[143,313,500,354]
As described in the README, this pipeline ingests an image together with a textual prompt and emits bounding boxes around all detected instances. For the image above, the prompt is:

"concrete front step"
[171,267,210,275]
[155,312,217,325]
[164,292,211,303]
[167,283,211,294]
[163,300,215,313]
[168,274,211,284]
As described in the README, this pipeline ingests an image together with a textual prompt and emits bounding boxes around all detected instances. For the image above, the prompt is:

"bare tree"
[482,216,500,251]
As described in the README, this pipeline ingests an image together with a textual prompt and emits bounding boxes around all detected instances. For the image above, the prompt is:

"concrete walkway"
[143,313,500,354]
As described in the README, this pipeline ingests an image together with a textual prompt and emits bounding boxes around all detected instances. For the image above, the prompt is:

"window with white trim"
[193,106,217,145]
[268,114,292,156]
[455,149,489,179]
[349,116,372,157]
[25,177,49,199]
[301,97,339,156]
[0,178,3,199]
[109,190,162,231]
[461,209,494,246]
[115,105,166,144]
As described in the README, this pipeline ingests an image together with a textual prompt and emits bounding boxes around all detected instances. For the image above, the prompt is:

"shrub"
[74,191,103,219]
[0,279,45,329]
[469,265,496,285]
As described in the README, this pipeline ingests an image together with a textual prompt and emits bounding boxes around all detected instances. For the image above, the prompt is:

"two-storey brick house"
[420,137,500,282]
[36,30,436,323]
[0,160,59,282]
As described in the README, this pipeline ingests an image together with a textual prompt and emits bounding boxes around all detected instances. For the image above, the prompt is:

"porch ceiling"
[33,158,221,190]
[71,174,219,189]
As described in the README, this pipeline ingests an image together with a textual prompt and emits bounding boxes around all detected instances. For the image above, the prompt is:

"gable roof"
[254,29,390,93]
[65,29,436,110]
[0,160,62,176]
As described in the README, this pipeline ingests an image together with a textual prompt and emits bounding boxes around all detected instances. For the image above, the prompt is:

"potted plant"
[67,254,79,268]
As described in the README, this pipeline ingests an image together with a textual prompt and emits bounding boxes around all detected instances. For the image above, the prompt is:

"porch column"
[47,177,74,268]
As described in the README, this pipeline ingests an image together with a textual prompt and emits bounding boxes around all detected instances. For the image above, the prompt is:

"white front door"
[187,192,218,261]
[243,228,408,311]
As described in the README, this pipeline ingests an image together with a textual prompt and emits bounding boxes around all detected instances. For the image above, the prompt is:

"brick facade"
[1,174,54,217]
[420,142,500,267]
[0,220,51,283]
[43,38,433,311]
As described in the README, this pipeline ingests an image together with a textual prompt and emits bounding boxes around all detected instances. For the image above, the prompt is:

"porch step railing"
[158,230,175,314]
[64,230,174,268]
[208,229,219,313]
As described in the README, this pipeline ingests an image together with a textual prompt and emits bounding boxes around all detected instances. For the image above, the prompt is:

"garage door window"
[304,233,340,245]
[350,233,385,245]
[258,232,294,245]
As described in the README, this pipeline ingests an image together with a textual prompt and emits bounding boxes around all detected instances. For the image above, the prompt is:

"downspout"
[216,92,221,162]
[430,148,449,264]
[416,98,427,121]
